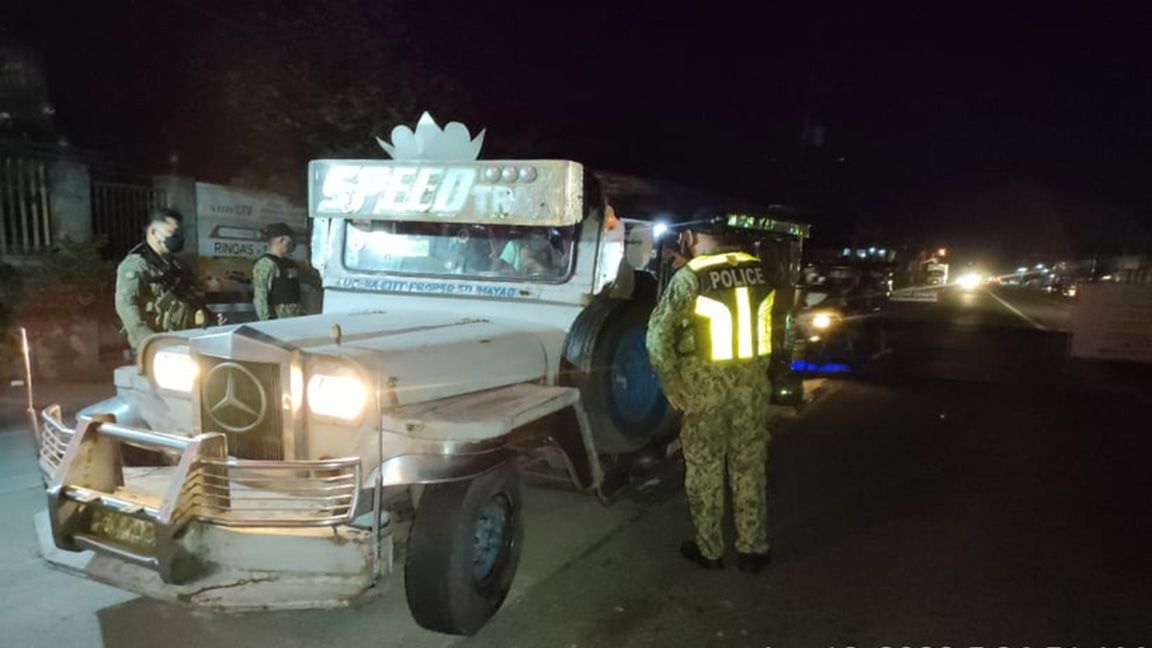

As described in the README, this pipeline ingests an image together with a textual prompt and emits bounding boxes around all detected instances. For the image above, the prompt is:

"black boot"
[680,541,724,570]
[736,550,771,574]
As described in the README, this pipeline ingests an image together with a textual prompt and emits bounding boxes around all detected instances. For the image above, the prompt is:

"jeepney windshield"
[343,220,578,281]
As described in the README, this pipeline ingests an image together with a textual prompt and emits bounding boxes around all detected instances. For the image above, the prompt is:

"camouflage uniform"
[115,243,206,351]
[252,255,307,320]
[646,250,775,560]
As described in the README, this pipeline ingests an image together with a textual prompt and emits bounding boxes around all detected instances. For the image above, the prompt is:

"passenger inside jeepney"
[490,226,565,276]
[343,220,573,279]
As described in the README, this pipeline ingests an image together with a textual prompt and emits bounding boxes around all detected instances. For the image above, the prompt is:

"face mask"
[285,240,298,254]
[164,232,186,254]
[678,234,692,259]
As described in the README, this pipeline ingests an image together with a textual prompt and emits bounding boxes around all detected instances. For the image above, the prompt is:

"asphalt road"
[2,285,1150,646]
[466,286,1151,647]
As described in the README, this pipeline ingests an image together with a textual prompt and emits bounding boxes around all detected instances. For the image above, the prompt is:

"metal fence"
[0,154,52,255]
[91,181,168,259]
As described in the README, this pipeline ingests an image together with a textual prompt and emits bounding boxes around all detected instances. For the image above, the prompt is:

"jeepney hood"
[187,311,556,407]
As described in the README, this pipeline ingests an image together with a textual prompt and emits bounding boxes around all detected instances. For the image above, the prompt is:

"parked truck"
[30,126,809,634]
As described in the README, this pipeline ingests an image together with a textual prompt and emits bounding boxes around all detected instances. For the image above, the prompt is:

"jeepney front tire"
[404,461,523,635]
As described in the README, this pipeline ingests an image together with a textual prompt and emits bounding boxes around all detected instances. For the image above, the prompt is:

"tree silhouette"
[195,0,456,198]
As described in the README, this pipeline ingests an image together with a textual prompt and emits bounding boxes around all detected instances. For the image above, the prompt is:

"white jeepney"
[31,115,809,635]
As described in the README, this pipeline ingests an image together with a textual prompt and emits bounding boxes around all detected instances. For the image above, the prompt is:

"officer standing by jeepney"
[115,208,216,352]
[646,218,775,573]
[252,222,308,320]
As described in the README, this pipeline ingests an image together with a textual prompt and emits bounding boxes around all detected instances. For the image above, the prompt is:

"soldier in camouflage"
[646,220,775,573]
[115,208,216,352]
[252,223,309,320]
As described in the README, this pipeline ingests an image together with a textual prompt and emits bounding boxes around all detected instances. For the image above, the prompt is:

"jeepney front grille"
[199,359,285,460]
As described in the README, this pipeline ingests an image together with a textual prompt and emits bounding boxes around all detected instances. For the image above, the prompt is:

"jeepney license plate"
[89,508,157,551]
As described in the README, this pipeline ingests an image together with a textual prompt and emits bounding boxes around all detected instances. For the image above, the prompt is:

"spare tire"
[563,275,677,454]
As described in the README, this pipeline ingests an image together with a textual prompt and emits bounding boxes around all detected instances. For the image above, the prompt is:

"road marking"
[988,290,1048,331]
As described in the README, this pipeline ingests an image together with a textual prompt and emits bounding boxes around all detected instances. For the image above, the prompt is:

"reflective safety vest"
[687,251,776,363]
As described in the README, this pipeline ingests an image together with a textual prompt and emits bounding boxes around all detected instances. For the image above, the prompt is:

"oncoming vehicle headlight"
[307,370,368,422]
[152,345,198,392]
[812,313,834,330]
[957,272,983,290]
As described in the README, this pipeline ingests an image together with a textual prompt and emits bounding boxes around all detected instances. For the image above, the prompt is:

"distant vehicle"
[1049,274,1088,299]
[956,271,985,290]
[906,248,949,287]
[792,256,894,374]
[923,261,949,285]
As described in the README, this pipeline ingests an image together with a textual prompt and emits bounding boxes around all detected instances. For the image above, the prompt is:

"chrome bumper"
[39,406,361,584]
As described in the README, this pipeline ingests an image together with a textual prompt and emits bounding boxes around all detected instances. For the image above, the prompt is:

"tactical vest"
[130,243,202,324]
[687,251,776,363]
[129,242,186,296]
[261,254,303,305]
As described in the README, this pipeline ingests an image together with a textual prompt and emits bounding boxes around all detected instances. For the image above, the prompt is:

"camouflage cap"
[261,223,296,240]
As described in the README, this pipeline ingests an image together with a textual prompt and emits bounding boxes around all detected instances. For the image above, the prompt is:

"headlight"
[957,272,983,290]
[799,309,839,333]
[152,346,198,392]
[307,371,367,422]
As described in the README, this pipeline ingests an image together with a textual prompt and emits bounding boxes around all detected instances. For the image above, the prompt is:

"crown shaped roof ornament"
[375,112,486,161]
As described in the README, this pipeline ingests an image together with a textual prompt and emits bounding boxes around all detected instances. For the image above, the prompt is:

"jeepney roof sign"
[308,159,585,227]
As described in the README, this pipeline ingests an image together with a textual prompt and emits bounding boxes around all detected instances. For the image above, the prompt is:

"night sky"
[5,1,1152,266]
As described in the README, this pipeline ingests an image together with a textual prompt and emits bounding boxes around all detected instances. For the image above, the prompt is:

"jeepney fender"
[372,447,518,488]
[369,384,603,491]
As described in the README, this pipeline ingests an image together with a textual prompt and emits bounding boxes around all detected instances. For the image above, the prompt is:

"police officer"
[646,218,775,573]
[252,223,307,320]
[115,208,215,351]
